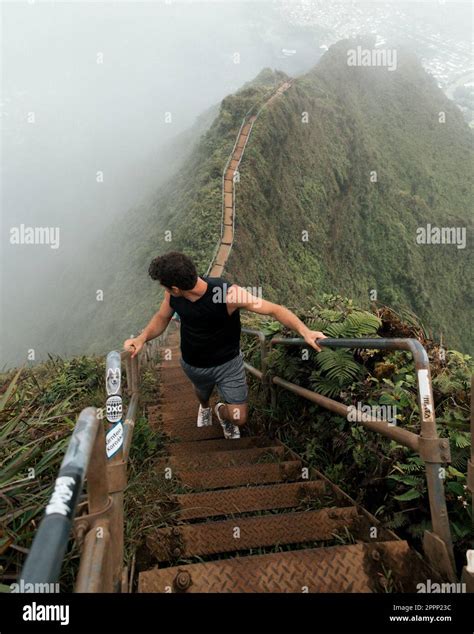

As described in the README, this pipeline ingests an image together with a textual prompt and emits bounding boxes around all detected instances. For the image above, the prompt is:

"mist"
[1,0,472,368]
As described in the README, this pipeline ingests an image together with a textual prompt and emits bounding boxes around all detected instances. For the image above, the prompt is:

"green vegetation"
[241,295,472,569]
[230,39,473,353]
[0,357,105,590]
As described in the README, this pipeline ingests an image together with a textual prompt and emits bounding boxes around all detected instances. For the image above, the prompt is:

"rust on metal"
[146,507,359,560]
[161,446,286,470]
[167,436,274,456]
[106,461,127,494]
[138,540,416,593]
[176,460,303,490]
[175,481,328,520]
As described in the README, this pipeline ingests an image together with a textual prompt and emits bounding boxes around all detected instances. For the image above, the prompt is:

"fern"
[324,322,348,338]
[451,432,471,449]
[388,474,423,487]
[309,372,343,398]
[344,311,381,336]
[316,349,361,382]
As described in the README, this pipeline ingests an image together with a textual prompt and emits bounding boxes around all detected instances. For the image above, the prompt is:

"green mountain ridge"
[227,39,472,352]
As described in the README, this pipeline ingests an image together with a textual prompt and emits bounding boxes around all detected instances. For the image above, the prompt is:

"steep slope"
[227,39,472,352]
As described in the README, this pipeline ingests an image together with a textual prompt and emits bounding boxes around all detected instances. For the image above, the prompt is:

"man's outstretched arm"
[226,286,327,352]
[123,291,174,357]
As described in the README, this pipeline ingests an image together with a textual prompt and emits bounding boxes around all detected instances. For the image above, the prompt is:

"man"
[124,252,327,440]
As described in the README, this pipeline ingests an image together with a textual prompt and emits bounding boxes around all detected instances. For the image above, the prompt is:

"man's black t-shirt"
[169,276,241,368]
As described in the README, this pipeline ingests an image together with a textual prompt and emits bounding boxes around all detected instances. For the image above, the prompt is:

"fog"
[1,1,472,368]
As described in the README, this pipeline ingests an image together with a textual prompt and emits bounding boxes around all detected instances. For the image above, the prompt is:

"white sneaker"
[215,402,240,440]
[197,404,212,427]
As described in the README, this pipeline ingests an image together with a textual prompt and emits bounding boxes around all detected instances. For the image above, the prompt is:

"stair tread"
[174,480,328,520]
[146,506,359,560]
[176,459,303,490]
[138,540,413,593]
[160,446,286,471]
[167,436,275,455]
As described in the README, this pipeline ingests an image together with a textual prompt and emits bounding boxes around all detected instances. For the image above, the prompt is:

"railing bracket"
[418,437,451,463]
[73,496,113,549]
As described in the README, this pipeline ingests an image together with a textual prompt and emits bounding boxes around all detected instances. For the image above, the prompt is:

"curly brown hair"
[148,251,198,290]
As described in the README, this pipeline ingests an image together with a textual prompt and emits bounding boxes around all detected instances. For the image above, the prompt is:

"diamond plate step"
[159,423,222,442]
[148,407,224,442]
[167,436,275,456]
[176,460,303,490]
[146,506,359,560]
[138,541,413,593]
[175,481,328,520]
[159,446,286,471]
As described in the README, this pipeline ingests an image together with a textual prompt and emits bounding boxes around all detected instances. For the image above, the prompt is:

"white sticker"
[106,395,123,423]
[45,475,76,517]
[106,367,121,395]
[106,422,124,459]
[417,369,434,421]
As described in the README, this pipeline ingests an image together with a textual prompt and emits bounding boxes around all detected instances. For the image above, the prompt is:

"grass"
[0,356,106,590]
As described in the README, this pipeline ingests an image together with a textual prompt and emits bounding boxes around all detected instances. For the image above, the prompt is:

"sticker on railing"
[106,422,124,459]
[45,475,80,518]
[106,395,123,423]
[417,369,434,421]
[106,367,121,395]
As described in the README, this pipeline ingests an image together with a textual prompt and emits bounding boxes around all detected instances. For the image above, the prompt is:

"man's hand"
[301,329,328,352]
[123,335,145,358]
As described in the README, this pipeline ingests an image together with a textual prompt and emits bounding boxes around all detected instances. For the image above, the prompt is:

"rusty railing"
[242,328,462,582]
[19,332,165,592]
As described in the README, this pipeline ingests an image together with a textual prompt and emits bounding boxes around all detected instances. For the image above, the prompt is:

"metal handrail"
[19,407,102,585]
[19,332,166,591]
[242,327,457,581]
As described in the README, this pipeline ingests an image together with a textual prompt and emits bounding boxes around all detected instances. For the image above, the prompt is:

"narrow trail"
[137,82,434,593]
[209,80,293,277]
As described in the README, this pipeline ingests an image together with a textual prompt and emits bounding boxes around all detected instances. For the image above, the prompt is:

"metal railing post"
[75,420,113,592]
[124,355,132,396]
[105,351,126,592]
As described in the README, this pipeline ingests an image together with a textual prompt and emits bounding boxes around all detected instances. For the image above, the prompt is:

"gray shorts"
[180,351,248,404]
